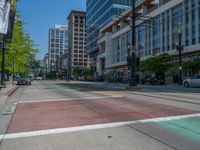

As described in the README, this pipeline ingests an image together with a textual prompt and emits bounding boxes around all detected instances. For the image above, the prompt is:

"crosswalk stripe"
[1,113,200,140]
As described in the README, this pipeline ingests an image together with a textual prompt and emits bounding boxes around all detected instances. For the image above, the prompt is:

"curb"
[0,86,18,106]
[5,86,19,97]
[125,86,141,91]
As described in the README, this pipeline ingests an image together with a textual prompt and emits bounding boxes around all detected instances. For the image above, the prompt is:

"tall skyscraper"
[68,10,90,75]
[48,25,68,71]
[86,0,131,74]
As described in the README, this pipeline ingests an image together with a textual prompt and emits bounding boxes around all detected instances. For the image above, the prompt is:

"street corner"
[0,85,18,106]
[5,86,19,97]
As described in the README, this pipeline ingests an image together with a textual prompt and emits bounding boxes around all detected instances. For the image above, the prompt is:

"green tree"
[183,58,200,74]
[3,13,38,75]
[140,53,172,73]
[81,69,91,77]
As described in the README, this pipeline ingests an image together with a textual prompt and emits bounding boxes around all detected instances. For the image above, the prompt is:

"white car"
[183,75,200,87]
[35,76,42,80]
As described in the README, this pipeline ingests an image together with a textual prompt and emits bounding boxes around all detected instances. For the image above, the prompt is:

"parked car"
[141,72,165,85]
[95,76,104,82]
[183,75,200,87]
[29,76,34,81]
[78,76,85,81]
[85,76,95,81]
[35,76,42,80]
[17,77,31,85]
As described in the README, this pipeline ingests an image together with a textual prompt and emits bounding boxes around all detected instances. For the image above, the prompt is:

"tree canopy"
[140,53,172,73]
[183,58,200,73]
[0,13,38,75]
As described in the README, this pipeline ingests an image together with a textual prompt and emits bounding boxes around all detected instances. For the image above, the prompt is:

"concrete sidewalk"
[0,82,18,106]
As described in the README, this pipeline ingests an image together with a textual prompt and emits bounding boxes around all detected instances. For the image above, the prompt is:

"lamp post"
[176,30,183,84]
[56,55,59,80]
[67,48,71,81]
[129,0,137,86]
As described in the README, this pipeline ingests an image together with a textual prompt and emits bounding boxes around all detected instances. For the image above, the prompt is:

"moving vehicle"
[183,75,200,87]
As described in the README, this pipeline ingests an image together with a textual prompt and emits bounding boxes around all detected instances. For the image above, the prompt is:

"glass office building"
[97,0,200,78]
[48,25,68,71]
[86,0,131,68]
[137,0,200,58]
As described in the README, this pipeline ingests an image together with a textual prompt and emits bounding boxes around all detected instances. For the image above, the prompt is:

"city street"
[0,80,200,150]
[1,0,200,149]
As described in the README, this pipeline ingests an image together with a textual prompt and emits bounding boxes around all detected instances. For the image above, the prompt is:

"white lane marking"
[1,113,200,140]
[18,96,123,104]
[0,134,4,141]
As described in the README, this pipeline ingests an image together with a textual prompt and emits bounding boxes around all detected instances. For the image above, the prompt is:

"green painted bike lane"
[156,117,200,141]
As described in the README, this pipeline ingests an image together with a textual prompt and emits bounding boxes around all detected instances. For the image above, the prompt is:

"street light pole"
[177,31,183,84]
[129,0,137,86]
[67,49,71,81]
[56,55,59,80]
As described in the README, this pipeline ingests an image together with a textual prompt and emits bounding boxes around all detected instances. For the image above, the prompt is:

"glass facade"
[136,0,200,57]
[48,25,68,70]
[112,31,131,64]
[98,0,200,76]
[86,0,131,54]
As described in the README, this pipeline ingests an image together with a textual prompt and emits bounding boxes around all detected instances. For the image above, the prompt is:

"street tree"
[81,69,91,77]
[2,13,38,75]
[183,58,200,75]
[140,53,172,73]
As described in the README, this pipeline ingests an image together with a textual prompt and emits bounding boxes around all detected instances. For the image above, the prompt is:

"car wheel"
[184,82,189,87]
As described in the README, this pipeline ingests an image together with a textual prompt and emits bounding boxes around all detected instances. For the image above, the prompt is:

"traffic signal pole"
[129,0,137,86]
[177,31,183,84]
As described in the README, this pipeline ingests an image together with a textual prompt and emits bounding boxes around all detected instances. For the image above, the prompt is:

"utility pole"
[129,0,137,86]
[176,31,183,84]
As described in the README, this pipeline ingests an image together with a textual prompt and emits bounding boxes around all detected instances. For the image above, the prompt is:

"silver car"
[183,75,200,87]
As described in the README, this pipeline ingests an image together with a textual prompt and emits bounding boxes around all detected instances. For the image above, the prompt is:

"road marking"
[1,113,200,140]
[0,135,4,142]
[92,91,121,97]
[18,96,123,104]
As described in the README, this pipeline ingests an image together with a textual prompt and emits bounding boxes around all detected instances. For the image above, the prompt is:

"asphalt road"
[0,80,200,150]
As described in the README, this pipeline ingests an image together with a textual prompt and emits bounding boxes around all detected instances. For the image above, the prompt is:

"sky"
[17,0,86,60]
